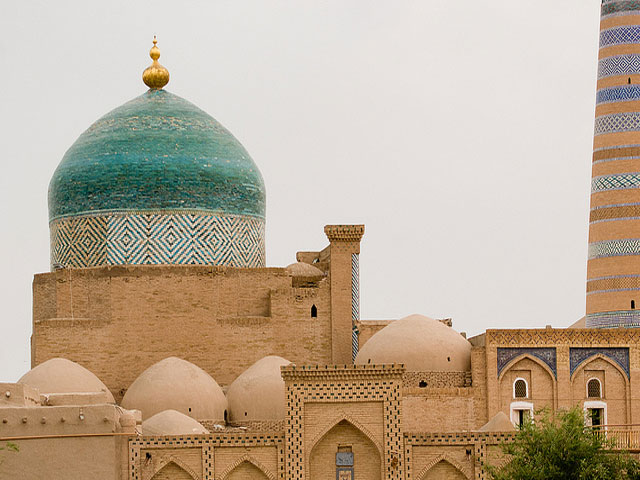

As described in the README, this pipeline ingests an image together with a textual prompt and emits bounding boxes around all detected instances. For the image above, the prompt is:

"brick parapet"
[281,363,405,381]
[323,224,365,243]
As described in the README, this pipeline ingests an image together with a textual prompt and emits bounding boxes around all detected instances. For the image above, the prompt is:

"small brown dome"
[355,314,471,371]
[142,409,209,435]
[285,262,324,278]
[121,357,227,421]
[226,356,290,422]
[18,358,114,402]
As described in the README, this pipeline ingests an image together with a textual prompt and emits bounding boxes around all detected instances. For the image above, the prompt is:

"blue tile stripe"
[591,173,640,192]
[600,26,640,48]
[598,55,640,79]
[597,85,640,104]
[50,212,265,269]
[594,112,640,135]
[602,1,640,17]
[588,238,640,260]
[586,310,640,328]
[497,348,557,378]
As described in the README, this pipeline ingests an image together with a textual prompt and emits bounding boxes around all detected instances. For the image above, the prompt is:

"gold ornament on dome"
[142,36,170,89]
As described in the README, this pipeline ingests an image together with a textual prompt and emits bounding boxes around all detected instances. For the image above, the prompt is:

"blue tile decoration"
[497,347,557,378]
[592,173,640,192]
[602,1,640,17]
[598,55,640,79]
[588,238,640,260]
[600,26,640,48]
[569,347,630,378]
[594,112,640,135]
[351,253,360,362]
[48,89,266,268]
[50,212,265,268]
[586,310,640,328]
[597,85,640,104]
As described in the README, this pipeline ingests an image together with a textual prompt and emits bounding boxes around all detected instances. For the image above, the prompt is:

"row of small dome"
[17,315,471,432]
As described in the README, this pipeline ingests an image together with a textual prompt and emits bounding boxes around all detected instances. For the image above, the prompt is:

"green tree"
[487,407,640,480]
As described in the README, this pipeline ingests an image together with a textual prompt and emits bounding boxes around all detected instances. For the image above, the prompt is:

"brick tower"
[587,0,640,327]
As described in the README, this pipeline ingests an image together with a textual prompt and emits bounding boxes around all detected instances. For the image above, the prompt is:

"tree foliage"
[0,442,19,466]
[487,407,640,480]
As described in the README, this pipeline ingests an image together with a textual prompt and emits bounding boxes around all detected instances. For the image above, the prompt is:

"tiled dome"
[48,89,265,269]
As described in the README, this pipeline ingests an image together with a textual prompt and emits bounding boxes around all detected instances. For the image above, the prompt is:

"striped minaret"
[587,0,640,327]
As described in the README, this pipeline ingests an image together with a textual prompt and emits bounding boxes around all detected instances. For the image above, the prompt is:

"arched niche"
[151,461,195,480]
[417,455,470,480]
[308,419,382,480]
[498,354,556,414]
[570,355,629,424]
[225,461,270,480]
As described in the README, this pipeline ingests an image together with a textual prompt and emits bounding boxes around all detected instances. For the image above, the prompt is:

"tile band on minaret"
[587,0,640,327]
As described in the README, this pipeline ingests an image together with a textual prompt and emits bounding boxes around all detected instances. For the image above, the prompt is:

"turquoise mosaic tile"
[586,310,640,328]
[48,89,265,221]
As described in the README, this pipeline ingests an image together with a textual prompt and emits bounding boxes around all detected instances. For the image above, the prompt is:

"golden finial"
[142,36,170,89]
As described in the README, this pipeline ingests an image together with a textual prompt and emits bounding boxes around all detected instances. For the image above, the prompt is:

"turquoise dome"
[48,89,265,221]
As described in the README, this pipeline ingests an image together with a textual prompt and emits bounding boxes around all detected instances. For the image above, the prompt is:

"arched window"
[587,378,602,399]
[514,378,528,399]
[311,304,318,318]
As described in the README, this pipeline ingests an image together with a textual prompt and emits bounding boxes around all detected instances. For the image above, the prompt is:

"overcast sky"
[0,0,601,381]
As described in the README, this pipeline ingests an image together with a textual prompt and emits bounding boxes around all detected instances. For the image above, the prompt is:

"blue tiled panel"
[588,238,640,259]
[592,173,640,192]
[50,212,265,268]
[496,347,557,378]
[598,55,640,79]
[569,347,630,377]
[49,89,265,221]
[586,310,640,328]
[594,112,640,135]
[602,1,640,17]
[597,85,640,104]
[600,26,640,48]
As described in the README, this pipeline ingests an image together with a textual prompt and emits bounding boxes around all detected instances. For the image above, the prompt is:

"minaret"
[587,1,640,327]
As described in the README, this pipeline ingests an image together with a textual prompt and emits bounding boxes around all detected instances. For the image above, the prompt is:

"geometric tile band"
[598,55,640,79]
[602,1,640,17]
[351,253,360,362]
[586,310,640,328]
[587,275,640,293]
[600,26,640,48]
[591,173,640,192]
[594,112,640,135]
[50,212,265,269]
[590,204,640,222]
[597,85,640,104]
[496,347,557,378]
[569,347,630,378]
[588,238,640,260]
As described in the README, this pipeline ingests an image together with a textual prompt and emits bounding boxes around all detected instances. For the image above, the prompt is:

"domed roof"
[226,356,290,422]
[18,358,114,402]
[285,262,324,277]
[48,89,265,222]
[121,357,227,421]
[354,314,472,371]
[142,409,210,435]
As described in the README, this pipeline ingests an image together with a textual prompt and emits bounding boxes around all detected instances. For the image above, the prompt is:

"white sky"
[0,0,601,381]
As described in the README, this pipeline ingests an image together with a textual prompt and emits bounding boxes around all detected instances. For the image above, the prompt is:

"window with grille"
[587,379,601,398]
[514,379,527,398]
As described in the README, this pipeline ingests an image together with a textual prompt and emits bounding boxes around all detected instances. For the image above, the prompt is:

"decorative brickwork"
[587,275,640,293]
[323,225,365,243]
[598,55,640,79]
[590,204,640,223]
[593,145,640,163]
[402,371,472,389]
[282,364,404,480]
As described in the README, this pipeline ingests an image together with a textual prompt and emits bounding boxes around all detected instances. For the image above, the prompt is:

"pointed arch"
[498,353,556,383]
[416,454,471,480]
[218,454,275,480]
[149,456,200,480]
[570,354,629,384]
[307,412,384,460]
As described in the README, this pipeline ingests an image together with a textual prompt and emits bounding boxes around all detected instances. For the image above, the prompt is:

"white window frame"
[586,377,603,399]
[584,400,607,428]
[510,401,534,426]
[513,377,529,399]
